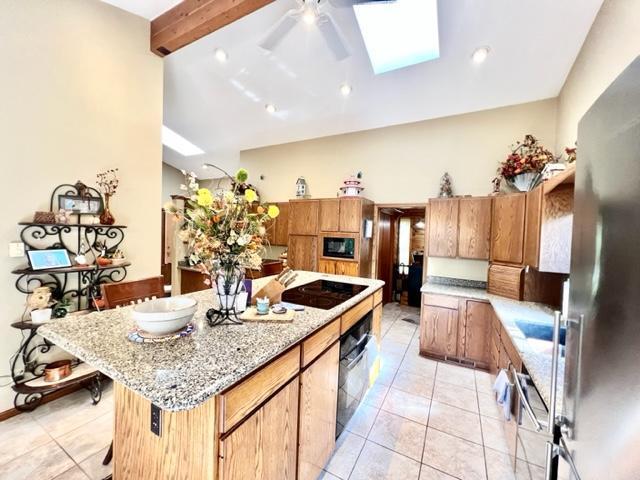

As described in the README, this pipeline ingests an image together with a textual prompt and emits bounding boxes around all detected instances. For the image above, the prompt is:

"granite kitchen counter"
[420,281,564,410]
[40,272,384,412]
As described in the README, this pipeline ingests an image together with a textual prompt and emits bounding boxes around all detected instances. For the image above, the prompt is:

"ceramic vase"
[100,194,116,225]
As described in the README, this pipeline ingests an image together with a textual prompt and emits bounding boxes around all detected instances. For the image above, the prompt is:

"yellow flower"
[244,189,257,203]
[196,188,213,207]
[267,205,280,218]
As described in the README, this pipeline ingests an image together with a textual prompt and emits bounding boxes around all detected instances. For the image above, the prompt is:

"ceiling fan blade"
[317,13,350,60]
[259,10,300,51]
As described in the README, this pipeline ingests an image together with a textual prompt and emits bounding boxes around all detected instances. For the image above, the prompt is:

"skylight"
[354,0,440,75]
[162,125,205,156]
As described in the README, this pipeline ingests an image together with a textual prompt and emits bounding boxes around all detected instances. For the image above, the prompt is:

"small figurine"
[55,208,72,224]
[339,174,365,197]
[490,176,502,196]
[296,177,308,198]
[74,180,90,198]
[26,286,54,314]
[439,172,453,198]
[75,241,88,266]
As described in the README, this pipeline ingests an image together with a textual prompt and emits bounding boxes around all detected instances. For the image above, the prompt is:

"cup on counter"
[256,297,270,315]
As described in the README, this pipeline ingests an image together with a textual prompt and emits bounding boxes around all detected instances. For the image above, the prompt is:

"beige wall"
[162,162,185,205]
[241,99,558,281]
[0,1,163,413]
[556,0,640,151]
[241,99,558,204]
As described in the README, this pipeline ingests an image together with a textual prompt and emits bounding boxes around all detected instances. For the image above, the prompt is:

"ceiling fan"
[259,0,397,61]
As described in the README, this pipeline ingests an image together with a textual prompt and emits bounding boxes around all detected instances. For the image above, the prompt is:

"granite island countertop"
[40,272,384,412]
[420,282,564,410]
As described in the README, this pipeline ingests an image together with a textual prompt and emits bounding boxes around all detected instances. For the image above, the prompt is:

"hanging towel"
[493,369,512,421]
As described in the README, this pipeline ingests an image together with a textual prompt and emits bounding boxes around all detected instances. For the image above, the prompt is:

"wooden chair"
[99,276,167,474]
[100,276,165,309]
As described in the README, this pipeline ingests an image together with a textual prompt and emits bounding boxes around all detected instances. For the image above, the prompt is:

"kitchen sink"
[514,320,567,346]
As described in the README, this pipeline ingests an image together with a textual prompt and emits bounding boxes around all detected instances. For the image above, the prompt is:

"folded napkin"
[493,369,512,421]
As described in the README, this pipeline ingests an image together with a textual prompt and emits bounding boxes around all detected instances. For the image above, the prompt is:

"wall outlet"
[9,242,25,258]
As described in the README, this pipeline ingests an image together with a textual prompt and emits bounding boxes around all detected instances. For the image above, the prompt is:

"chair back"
[100,276,166,309]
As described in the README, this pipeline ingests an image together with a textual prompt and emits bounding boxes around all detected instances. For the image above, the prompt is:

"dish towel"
[493,369,512,421]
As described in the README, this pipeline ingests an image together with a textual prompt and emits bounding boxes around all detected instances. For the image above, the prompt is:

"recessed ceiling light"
[265,104,276,114]
[340,84,352,96]
[472,46,490,64]
[302,7,316,25]
[202,164,209,169]
[214,48,228,62]
[162,125,204,157]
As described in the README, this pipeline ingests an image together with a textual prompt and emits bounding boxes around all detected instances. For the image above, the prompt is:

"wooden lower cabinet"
[288,235,317,272]
[372,302,382,348]
[459,300,492,368]
[298,342,340,480]
[420,304,458,357]
[318,259,359,276]
[219,378,299,480]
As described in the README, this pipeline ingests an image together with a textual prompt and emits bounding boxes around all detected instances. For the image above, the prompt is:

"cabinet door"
[523,186,542,268]
[428,198,459,258]
[338,198,362,233]
[461,300,492,367]
[288,235,318,271]
[289,200,319,236]
[273,202,290,246]
[458,197,492,259]
[319,199,340,232]
[491,194,526,264]
[298,343,339,480]
[372,302,382,347]
[220,379,299,480]
[420,305,458,357]
[334,260,359,277]
[318,259,336,274]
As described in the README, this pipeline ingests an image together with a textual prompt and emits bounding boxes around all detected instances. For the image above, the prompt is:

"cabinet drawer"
[491,310,502,336]
[487,264,523,300]
[341,296,373,334]
[219,346,300,433]
[301,319,340,367]
[373,288,382,306]
[422,293,459,310]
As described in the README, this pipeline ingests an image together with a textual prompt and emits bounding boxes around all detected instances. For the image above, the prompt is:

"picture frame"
[57,194,103,215]
[27,249,72,271]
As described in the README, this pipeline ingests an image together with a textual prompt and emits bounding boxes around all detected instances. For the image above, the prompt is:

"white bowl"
[131,297,197,336]
[31,308,52,324]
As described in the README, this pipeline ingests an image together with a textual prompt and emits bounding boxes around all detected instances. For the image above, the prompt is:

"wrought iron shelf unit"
[9,182,126,411]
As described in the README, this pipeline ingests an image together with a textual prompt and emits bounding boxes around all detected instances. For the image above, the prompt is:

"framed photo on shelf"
[57,194,102,215]
[27,249,72,271]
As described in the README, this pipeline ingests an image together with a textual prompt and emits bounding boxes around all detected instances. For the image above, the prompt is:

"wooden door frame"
[372,203,429,301]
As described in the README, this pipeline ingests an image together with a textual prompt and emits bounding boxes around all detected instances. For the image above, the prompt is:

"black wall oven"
[322,236,356,260]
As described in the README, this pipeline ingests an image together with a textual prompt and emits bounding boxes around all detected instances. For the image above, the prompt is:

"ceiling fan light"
[265,104,277,114]
[340,84,352,96]
[302,8,317,25]
[472,46,490,64]
[214,48,228,62]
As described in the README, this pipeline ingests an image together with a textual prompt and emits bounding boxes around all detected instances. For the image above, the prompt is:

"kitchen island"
[40,271,384,480]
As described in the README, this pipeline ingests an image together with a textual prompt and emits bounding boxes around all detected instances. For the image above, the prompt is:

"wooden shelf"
[12,261,131,275]
[543,164,576,195]
[19,222,127,228]
[12,363,99,394]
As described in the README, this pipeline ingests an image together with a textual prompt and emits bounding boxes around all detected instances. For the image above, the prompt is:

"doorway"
[374,204,428,306]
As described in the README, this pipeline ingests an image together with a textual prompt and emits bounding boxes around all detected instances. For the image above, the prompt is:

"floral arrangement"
[96,168,119,196]
[498,135,554,180]
[165,168,279,277]
[564,146,577,163]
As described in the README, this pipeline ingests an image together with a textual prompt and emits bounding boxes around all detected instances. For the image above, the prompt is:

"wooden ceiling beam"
[151,0,275,57]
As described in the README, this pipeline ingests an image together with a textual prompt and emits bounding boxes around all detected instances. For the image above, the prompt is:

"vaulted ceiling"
[103,0,603,177]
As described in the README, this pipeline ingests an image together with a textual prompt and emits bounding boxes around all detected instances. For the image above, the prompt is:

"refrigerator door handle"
[548,311,562,434]
[559,436,582,480]
[511,365,547,432]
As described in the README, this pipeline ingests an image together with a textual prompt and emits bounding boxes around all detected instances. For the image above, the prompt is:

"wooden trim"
[301,319,340,368]
[151,0,276,56]
[340,296,374,334]
[373,288,382,307]
[422,293,460,310]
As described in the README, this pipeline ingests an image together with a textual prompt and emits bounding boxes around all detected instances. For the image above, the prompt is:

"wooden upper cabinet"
[298,343,339,480]
[219,379,299,480]
[523,186,542,268]
[428,198,459,258]
[288,235,317,272]
[458,197,492,260]
[420,304,458,357]
[460,300,492,367]
[319,199,340,232]
[272,202,290,246]
[490,193,526,265]
[289,200,319,236]
[338,198,362,233]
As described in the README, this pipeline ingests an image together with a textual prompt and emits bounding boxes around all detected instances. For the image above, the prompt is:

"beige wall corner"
[0,1,163,412]
[240,98,558,204]
[555,0,640,152]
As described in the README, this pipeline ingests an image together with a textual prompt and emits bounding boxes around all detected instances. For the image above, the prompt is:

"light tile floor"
[0,302,538,480]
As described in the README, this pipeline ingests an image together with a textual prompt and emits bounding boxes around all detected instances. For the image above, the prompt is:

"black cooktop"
[281,280,367,310]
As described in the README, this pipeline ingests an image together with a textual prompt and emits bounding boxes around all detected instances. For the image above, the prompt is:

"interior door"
[376,211,394,303]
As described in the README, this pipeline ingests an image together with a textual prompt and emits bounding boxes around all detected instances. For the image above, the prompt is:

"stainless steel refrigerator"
[553,55,640,479]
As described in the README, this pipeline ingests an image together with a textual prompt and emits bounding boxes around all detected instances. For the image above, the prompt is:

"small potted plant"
[498,134,554,191]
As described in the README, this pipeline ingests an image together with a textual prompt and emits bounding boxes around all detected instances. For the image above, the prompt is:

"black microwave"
[323,237,356,259]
